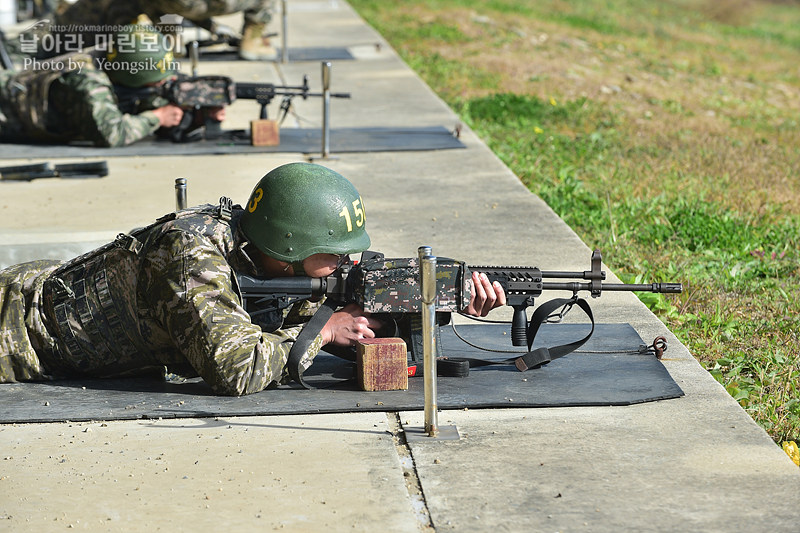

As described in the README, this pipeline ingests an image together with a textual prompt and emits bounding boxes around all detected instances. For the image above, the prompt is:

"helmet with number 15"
[104,25,176,88]
[240,162,371,263]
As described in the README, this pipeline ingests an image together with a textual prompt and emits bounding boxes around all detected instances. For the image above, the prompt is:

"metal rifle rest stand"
[308,61,339,162]
[280,0,289,64]
[405,246,460,442]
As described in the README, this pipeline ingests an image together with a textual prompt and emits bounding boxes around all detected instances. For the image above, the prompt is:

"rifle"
[0,161,109,181]
[238,250,682,380]
[114,74,351,142]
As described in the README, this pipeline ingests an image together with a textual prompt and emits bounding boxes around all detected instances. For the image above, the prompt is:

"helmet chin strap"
[290,260,306,276]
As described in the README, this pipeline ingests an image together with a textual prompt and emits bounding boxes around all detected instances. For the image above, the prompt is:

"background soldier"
[0,26,190,147]
[55,0,277,60]
[0,163,504,395]
[0,25,225,147]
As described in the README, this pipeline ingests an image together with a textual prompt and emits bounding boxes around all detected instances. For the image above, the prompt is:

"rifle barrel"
[540,270,605,280]
[238,275,326,297]
[542,281,683,293]
[302,92,352,98]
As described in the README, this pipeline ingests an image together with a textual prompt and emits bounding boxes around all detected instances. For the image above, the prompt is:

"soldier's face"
[254,250,342,278]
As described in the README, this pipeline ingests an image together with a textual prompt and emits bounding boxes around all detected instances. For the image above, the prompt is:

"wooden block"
[356,338,408,392]
[250,119,280,146]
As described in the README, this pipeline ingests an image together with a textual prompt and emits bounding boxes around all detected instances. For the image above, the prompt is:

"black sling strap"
[286,298,338,389]
[437,296,595,376]
[287,296,596,384]
[515,296,595,370]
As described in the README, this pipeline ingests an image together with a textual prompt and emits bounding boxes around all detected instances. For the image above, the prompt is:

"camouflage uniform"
[0,203,324,396]
[0,62,163,147]
[55,0,274,33]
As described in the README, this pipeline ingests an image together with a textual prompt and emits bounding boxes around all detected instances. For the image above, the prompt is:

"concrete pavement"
[1,1,798,531]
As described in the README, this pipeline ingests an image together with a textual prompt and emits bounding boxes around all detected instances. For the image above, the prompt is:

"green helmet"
[240,163,371,263]
[104,25,176,88]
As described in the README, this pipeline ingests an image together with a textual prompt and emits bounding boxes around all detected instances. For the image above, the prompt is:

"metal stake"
[405,245,460,442]
[421,252,439,437]
[175,177,187,211]
[281,0,288,64]
[321,61,332,158]
[188,41,199,77]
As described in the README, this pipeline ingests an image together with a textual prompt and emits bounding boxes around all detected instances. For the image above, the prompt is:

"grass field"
[349,0,800,456]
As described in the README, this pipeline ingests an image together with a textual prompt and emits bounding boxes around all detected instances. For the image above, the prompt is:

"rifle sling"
[286,298,338,389]
[517,296,594,371]
[438,297,595,376]
[287,297,595,384]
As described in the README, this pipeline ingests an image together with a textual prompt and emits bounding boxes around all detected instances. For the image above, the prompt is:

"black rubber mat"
[0,126,464,159]
[0,323,683,423]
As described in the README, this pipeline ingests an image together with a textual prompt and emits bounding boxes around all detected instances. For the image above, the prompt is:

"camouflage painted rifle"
[114,74,350,142]
[238,250,682,371]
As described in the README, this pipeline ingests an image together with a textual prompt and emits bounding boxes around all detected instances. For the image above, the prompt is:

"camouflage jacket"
[0,203,324,396]
[0,64,162,147]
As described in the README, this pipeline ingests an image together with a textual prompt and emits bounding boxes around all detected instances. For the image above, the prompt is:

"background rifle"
[114,74,351,142]
[0,161,108,181]
[238,250,682,361]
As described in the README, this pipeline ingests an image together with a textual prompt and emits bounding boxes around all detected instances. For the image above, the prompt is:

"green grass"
[350,0,800,450]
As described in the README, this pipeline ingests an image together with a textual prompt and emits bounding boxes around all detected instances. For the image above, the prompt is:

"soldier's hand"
[152,104,184,127]
[321,304,383,347]
[464,271,506,317]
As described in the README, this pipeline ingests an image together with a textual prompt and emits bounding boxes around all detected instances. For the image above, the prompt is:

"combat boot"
[238,22,277,61]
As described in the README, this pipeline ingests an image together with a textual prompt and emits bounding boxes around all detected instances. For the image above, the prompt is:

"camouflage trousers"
[140,0,274,24]
[0,260,62,382]
[55,0,274,29]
